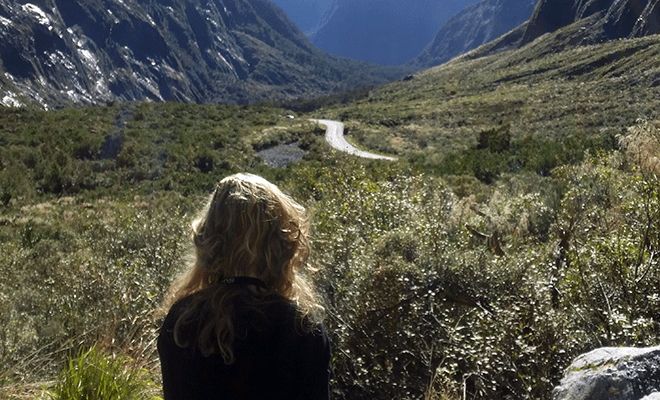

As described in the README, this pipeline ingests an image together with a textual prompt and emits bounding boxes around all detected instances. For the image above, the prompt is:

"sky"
[270,0,336,34]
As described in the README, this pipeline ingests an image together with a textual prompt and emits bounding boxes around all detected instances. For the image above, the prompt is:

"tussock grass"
[46,345,160,400]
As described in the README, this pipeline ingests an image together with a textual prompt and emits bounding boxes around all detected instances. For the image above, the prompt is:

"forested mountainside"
[311,0,475,65]
[0,0,406,109]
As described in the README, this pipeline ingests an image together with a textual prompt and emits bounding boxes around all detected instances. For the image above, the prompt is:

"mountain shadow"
[311,0,475,66]
[407,0,537,69]
[464,0,660,62]
[410,0,659,69]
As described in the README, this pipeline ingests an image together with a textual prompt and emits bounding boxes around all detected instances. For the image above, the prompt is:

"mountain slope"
[0,0,406,109]
[521,0,660,46]
[315,26,660,180]
[311,0,475,66]
[407,0,537,68]
[467,0,660,61]
[269,0,335,34]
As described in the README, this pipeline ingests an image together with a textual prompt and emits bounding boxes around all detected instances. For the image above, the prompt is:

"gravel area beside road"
[256,142,307,168]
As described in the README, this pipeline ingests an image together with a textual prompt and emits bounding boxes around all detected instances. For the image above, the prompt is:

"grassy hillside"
[313,31,660,180]
[2,31,660,400]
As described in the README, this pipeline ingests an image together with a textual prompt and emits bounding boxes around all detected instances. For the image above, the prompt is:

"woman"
[158,173,330,400]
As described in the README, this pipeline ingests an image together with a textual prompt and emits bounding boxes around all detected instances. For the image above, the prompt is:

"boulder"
[554,346,660,400]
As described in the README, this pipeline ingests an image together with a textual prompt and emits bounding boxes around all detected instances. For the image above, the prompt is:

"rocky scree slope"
[0,0,406,109]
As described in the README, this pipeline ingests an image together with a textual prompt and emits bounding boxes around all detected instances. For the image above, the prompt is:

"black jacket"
[158,293,331,400]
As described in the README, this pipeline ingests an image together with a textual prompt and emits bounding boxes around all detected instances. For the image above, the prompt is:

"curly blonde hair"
[160,173,323,363]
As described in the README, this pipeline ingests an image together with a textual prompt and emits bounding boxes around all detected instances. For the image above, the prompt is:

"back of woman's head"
[193,173,310,297]
[160,174,322,363]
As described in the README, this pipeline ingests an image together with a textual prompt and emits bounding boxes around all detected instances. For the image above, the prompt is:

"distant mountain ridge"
[313,0,339,36]
[0,0,406,109]
[407,0,537,68]
[311,0,475,66]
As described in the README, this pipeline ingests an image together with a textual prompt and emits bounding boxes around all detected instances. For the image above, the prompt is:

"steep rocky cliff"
[410,0,659,68]
[466,0,660,61]
[521,0,660,46]
[0,0,405,109]
[407,0,537,68]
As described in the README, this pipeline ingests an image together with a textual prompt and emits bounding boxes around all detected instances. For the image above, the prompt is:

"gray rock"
[554,346,660,400]
[641,392,660,400]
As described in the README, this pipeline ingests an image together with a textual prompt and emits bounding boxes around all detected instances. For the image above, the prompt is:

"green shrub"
[281,125,660,399]
[477,124,511,153]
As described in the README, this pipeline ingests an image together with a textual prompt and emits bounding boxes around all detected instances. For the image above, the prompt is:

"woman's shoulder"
[162,290,323,334]
[160,294,195,334]
[170,293,196,310]
[164,293,197,318]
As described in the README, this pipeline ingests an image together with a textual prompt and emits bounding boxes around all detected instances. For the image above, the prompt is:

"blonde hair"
[160,173,323,363]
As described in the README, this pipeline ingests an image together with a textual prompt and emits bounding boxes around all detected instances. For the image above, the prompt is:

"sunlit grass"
[46,345,161,400]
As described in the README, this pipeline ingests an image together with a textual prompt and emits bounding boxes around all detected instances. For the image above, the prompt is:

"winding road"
[314,119,397,161]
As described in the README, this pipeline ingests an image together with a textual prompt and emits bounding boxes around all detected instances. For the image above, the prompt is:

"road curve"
[313,119,397,161]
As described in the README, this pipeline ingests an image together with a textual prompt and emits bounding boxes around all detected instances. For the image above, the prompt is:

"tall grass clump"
[47,345,160,400]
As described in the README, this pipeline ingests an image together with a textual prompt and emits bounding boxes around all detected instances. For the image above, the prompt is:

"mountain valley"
[408,0,538,68]
[310,0,476,65]
[2,1,660,399]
